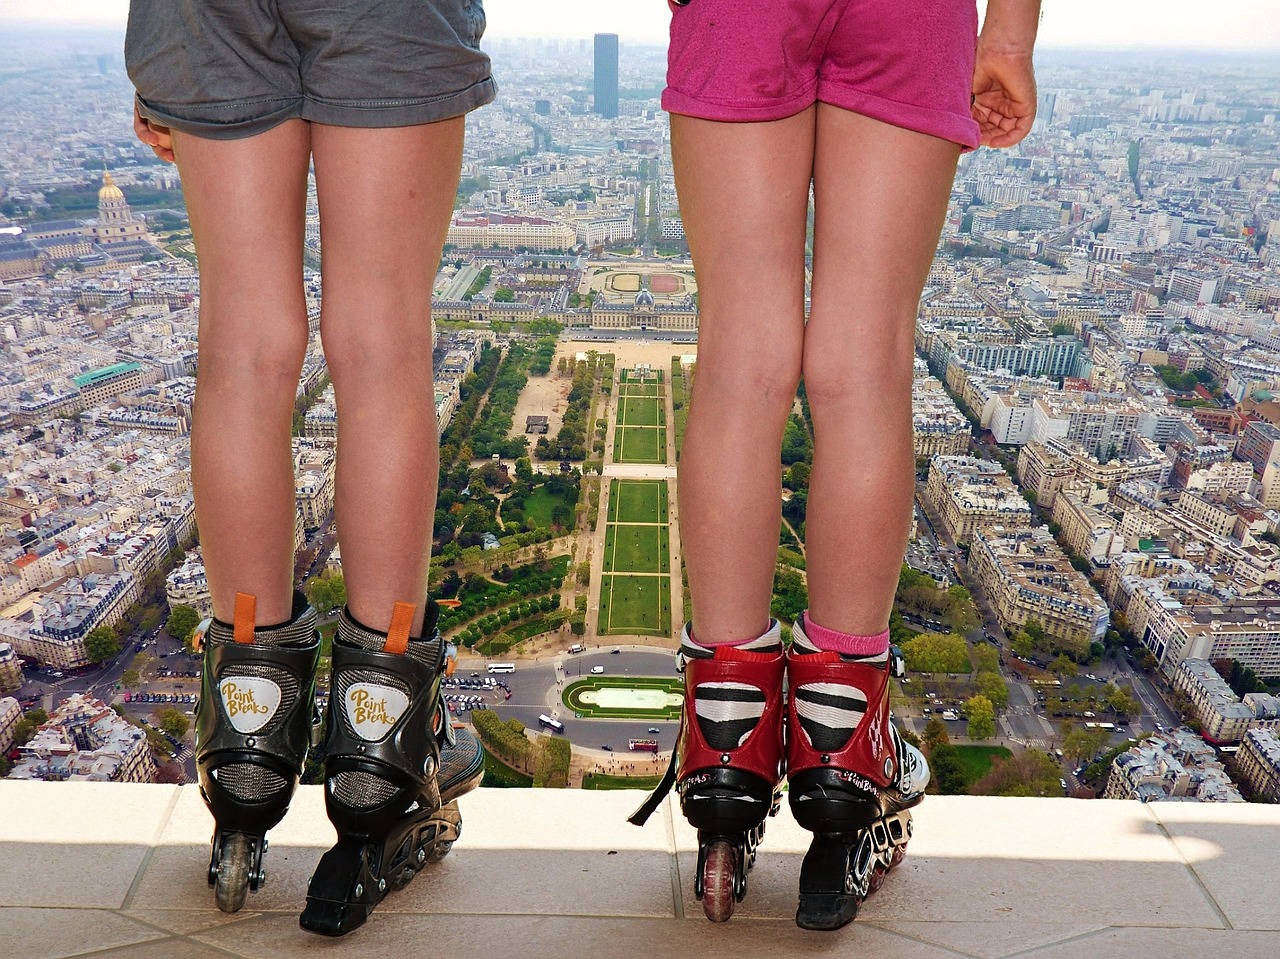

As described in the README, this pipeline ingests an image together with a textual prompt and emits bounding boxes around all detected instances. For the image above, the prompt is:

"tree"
[1062,724,1110,763]
[970,643,1000,674]
[166,604,201,644]
[900,632,971,674]
[977,671,1010,709]
[158,707,189,739]
[969,750,1061,797]
[1106,684,1141,719]
[305,574,347,616]
[930,742,967,794]
[85,626,121,664]
[1024,619,1046,646]
[121,668,141,689]
[964,695,996,740]
[922,717,951,752]
[1011,631,1035,658]
[1049,654,1079,678]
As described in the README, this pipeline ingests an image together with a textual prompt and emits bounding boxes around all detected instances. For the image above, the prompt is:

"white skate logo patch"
[345,683,408,740]
[220,677,281,734]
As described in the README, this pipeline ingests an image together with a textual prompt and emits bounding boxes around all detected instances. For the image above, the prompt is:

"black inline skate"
[630,622,786,922]
[785,619,929,930]
[300,599,483,937]
[195,591,321,913]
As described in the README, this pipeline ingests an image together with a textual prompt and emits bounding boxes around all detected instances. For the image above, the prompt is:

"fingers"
[133,102,177,163]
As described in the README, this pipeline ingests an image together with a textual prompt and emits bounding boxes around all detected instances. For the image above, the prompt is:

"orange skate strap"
[233,593,256,645]
[383,601,416,655]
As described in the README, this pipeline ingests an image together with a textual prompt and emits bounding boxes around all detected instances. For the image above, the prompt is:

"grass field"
[620,383,659,398]
[582,773,664,790]
[608,479,669,525]
[613,426,664,464]
[953,745,1013,784]
[599,573,672,635]
[619,370,664,385]
[563,676,685,719]
[605,524,670,573]
[517,486,570,529]
[619,396,664,426]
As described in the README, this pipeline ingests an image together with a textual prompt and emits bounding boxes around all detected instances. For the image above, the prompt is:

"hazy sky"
[1,0,1278,51]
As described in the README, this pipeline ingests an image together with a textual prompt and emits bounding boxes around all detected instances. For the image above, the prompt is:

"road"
[459,647,680,756]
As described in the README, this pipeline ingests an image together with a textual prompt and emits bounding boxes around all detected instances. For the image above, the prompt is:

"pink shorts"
[663,0,981,149]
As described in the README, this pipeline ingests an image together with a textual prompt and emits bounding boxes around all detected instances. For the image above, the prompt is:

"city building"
[8,693,156,783]
[0,642,21,692]
[1103,727,1242,802]
[0,695,21,755]
[925,456,1032,544]
[968,525,1109,653]
[1171,659,1268,745]
[593,34,619,119]
[1235,728,1280,803]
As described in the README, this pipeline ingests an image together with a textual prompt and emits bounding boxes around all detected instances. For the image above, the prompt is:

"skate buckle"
[192,617,213,653]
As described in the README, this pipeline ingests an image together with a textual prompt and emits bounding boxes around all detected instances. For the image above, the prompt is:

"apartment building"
[1103,728,1242,802]
[0,695,21,755]
[0,642,21,692]
[925,456,1032,544]
[9,693,156,783]
[1235,728,1280,803]
[968,525,1110,653]
[1172,659,1258,744]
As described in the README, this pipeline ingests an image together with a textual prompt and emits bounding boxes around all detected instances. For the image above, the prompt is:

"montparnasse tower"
[94,169,149,246]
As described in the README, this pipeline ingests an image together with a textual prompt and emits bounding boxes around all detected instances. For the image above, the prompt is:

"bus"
[487,663,516,674]
[628,739,659,752]
[1084,722,1116,731]
[538,714,564,733]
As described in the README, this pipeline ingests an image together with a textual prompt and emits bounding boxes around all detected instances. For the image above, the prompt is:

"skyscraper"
[594,33,618,119]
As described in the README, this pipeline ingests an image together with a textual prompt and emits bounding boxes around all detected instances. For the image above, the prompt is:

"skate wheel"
[867,862,888,896]
[701,841,738,923]
[214,833,252,913]
[427,840,454,864]
[890,842,907,868]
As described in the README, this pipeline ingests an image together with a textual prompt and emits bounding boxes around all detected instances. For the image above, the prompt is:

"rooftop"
[2,785,1277,959]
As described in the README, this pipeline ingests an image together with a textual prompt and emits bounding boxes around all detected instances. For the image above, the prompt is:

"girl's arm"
[971,0,1042,148]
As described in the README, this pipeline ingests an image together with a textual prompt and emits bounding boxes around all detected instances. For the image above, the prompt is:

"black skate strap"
[627,748,678,827]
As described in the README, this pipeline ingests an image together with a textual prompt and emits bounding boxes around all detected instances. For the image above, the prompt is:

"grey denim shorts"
[125,0,496,139]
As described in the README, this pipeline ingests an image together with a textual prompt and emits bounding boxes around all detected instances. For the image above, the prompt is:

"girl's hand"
[134,102,175,163]
[971,48,1036,149]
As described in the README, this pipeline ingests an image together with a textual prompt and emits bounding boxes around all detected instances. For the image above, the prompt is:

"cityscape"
[2,21,1280,817]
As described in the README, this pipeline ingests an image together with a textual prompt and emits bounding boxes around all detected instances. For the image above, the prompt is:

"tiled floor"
[1,783,1276,959]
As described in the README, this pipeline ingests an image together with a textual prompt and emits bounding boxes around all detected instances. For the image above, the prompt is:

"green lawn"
[605,525,669,574]
[482,751,533,788]
[582,773,664,790]
[517,485,571,529]
[613,426,665,464]
[952,745,1013,784]
[563,675,685,719]
[609,479,668,525]
[618,396,663,427]
[619,383,660,397]
[599,573,672,635]
[619,370,664,385]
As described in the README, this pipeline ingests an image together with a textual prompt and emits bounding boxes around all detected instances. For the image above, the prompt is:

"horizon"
[1,0,1279,53]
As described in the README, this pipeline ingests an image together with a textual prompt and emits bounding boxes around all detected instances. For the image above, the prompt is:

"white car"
[590,665,604,674]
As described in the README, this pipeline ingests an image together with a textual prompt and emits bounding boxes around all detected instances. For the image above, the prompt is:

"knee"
[695,352,800,423]
[198,324,308,397]
[321,317,432,386]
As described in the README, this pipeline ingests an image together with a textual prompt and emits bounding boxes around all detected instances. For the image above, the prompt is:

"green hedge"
[471,709,530,766]
[533,734,571,788]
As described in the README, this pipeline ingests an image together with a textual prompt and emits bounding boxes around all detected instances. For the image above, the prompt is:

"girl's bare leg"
[311,119,464,636]
[670,109,814,644]
[803,106,960,635]
[176,120,312,624]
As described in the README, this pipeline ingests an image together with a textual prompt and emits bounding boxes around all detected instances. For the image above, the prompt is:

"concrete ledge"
[1,784,1277,958]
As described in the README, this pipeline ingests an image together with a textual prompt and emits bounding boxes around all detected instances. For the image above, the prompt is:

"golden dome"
[99,171,125,202]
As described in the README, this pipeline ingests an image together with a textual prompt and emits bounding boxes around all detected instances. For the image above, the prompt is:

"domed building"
[92,170,151,248]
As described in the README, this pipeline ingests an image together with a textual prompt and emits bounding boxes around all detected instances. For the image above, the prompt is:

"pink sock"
[801,613,889,658]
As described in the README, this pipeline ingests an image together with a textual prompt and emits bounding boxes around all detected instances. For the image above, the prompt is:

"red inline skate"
[630,622,786,922]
